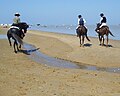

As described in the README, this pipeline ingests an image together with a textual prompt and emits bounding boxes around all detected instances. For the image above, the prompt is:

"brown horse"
[95,23,114,47]
[77,25,90,47]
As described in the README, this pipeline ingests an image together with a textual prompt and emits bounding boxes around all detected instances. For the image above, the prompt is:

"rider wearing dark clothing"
[76,15,87,36]
[95,13,107,32]
[101,16,107,23]
[99,13,107,28]
[78,15,84,25]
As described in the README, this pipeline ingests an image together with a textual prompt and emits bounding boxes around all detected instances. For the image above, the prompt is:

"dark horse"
[95,23,114,47]
[7,22,29,53]
[77,25,90,47]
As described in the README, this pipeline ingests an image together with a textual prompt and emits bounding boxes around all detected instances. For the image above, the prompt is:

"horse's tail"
[109,31,114,37]
[11,33,23,45]
[85,34,90,41]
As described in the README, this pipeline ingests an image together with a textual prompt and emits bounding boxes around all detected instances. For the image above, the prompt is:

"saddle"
[95,23,108,33]
[9,26,20,30]
[78,25,87,32]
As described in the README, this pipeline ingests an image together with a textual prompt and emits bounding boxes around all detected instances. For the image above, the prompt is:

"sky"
[0,0,120,25]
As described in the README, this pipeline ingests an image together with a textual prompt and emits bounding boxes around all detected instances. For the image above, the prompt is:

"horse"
[7,22,29,53]
[12,22,29,34]
[77,25,90,47]
[95,23,114,47]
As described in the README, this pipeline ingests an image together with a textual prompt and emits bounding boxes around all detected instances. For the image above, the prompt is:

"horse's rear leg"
[106,35,108,47]
[79,36,82,47]
[19,44,22,50]
[19,44,21,48]
[102,36,105,46]
[8,37,12,46]
[14,41,19,53]
[99,35,102,45]
[82,35,85,47]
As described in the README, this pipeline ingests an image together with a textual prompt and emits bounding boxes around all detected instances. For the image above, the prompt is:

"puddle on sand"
[0,34,120,73]
[23,43,120,73]
[0,35,7,39]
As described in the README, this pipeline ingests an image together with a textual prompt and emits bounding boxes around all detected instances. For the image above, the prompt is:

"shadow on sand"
[20,48,40,55]
[99,44,113,47]
[84,43,92,47]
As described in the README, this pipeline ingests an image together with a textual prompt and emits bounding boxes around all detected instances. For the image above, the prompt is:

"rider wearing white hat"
[13,13,21,24]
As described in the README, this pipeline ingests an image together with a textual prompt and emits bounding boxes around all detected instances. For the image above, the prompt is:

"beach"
[0,28,120,96]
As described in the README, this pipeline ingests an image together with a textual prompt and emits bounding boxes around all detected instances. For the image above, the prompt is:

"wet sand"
[0,28,120,96]
[26,30,120,67]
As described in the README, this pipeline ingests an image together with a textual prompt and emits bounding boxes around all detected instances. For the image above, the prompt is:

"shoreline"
[29,24,120,40]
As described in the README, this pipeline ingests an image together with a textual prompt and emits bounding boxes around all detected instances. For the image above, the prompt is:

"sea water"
[30,25,120,40]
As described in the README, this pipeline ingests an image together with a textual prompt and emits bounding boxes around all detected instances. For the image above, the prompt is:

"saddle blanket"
[9,26,19,30]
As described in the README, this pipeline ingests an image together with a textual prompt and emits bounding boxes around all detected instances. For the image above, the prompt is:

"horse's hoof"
[14,51,17,53]
[103,44,106,46]
[106,45,108,47]
[80,44,84,47]
[17,49,20,51]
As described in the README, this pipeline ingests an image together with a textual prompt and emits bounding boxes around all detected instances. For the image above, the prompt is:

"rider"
[76,15,87,36]
[11,13,21,29]
[11,13,25,36]
[98,13,107,30]
[13,13,21,25]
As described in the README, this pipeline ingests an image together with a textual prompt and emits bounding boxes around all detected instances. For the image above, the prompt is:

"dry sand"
[0,28,120,96]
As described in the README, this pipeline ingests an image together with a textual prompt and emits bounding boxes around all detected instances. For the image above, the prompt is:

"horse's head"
[19,30,25,39]
[22,23,29,33]
[18,22,29,33]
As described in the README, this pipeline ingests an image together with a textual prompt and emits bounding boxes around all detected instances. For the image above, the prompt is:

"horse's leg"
[7,35,12,46]
[99,35,102,45]
[19,44,21,49]
[101,36,104,46]
[16,43,20,52]
[19,44,22,51]
[102,36,105,46]
[8,38,12,46]
[14,40,19,53]
[13,41,17,53]
[79,36,82,47]
[82,35,85,47]
[106,35,108,47]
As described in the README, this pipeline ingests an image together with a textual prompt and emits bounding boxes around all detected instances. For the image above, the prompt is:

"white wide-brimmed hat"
[14,12,20,16]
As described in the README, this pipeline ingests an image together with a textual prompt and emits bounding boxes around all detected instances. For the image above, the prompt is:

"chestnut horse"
[77,25,90,47]
[95,23,114,47]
